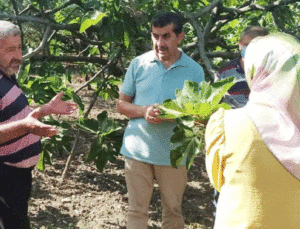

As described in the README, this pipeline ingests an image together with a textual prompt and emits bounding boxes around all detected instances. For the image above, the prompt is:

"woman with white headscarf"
[205,33,300,228]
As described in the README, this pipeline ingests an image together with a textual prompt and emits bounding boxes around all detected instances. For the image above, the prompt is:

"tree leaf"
[44,150,53,165]
[194,103,212,116]
[229,19,239,28]
[80,19,95,33]
[213,103,231,112]
[159,99,183,119]
[80,12,106,33]
[36,151,45,170]
[170,125,194,143]
[95,150,108,172]
[36,150,52,171]
[18,63,30,85]
[183,102,195,114]
[177,115,194,128]
[124,31,130,48]
[185,137,201,170]
[87,138,103,161]
[197,81,212,102]
[210,77,236,106]
[181,80,199,101]
[225,0,237,6]
[77,118,99,133]
[170,146,184,168]
[97,111,109,132]
[93,12,106,24]
[69,91,85,113]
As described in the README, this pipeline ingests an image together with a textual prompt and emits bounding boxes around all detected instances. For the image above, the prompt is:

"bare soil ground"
[28,86,215,229]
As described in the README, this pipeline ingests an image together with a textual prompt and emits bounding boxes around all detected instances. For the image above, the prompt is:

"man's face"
[238,35,253,51]
[0,35,22,77]
[151,23,184,62]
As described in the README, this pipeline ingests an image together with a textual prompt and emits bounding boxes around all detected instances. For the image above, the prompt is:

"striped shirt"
[0,72,41,168]
[217,57,250,108]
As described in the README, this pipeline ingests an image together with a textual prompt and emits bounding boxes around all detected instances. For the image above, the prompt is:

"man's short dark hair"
[151,12,183,35]
[240,26,269,43]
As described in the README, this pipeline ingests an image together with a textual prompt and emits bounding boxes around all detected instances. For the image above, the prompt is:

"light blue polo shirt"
[121,50,204,165]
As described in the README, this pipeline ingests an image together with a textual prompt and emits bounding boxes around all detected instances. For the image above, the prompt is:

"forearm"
[29,105,52,120]
[116,99,147,119]
[0,120,29,145]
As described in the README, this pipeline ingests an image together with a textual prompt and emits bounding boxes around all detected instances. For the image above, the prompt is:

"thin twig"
[77,44,91,57]
[74,49,122,93]
[44,0,74,15]
[61,75,107,181]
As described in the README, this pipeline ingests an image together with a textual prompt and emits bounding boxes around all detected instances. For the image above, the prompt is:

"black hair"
[151,12,183,35]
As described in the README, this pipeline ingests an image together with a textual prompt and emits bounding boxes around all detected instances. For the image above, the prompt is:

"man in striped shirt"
[0,21,77,229]
[217,26,269,108]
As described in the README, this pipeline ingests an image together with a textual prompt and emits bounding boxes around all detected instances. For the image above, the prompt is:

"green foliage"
[77,111,124,172]
[225,0,238,6]
[160,78,235,124]
[18,63,85,170]
[96,76,121,100]
[19,63,83,108]
[159,77,235,169]
[80,12,107,33]
[37,116,74,170]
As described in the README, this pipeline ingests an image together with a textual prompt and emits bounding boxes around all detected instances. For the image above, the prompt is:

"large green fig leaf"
[159,77,236,169]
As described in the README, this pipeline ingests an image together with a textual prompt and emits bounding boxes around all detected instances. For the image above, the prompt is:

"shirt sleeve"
[197,65,205,82]
[121,59,136,97]
[221,94,240,109]
[205,108,226,192]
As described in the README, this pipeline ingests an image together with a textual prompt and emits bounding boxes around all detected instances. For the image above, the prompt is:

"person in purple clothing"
[0,20,78,229]
[217,26,269,108]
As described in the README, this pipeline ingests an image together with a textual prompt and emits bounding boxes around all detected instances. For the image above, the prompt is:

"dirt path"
[28,87,214,229]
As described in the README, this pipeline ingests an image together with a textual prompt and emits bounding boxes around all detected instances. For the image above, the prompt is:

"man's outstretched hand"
[25,111,59,137]
[31,92,78,120]
[44,92,78,116]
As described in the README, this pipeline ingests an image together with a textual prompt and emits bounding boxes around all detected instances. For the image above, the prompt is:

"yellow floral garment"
[205,108,300,229]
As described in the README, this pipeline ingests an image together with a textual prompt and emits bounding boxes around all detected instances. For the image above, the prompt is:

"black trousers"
[0,163,33,229]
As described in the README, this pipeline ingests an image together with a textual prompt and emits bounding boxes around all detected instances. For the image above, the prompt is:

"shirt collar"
[149,49,187,68]
[0,70,18,85]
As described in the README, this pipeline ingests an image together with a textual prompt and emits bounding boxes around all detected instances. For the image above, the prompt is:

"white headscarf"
[244,33,300,180]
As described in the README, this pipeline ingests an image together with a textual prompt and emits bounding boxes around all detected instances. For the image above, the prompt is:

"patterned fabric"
[205,108,300,228]
[217,57,250,108]
[0,72,41,168]
[244,33,300,180]
[120,50,205,165]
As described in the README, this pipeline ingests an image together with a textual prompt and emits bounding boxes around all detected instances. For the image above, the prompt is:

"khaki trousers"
[125,157,187,229]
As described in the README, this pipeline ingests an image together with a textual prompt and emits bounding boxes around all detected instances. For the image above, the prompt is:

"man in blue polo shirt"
[117,12,204,228]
